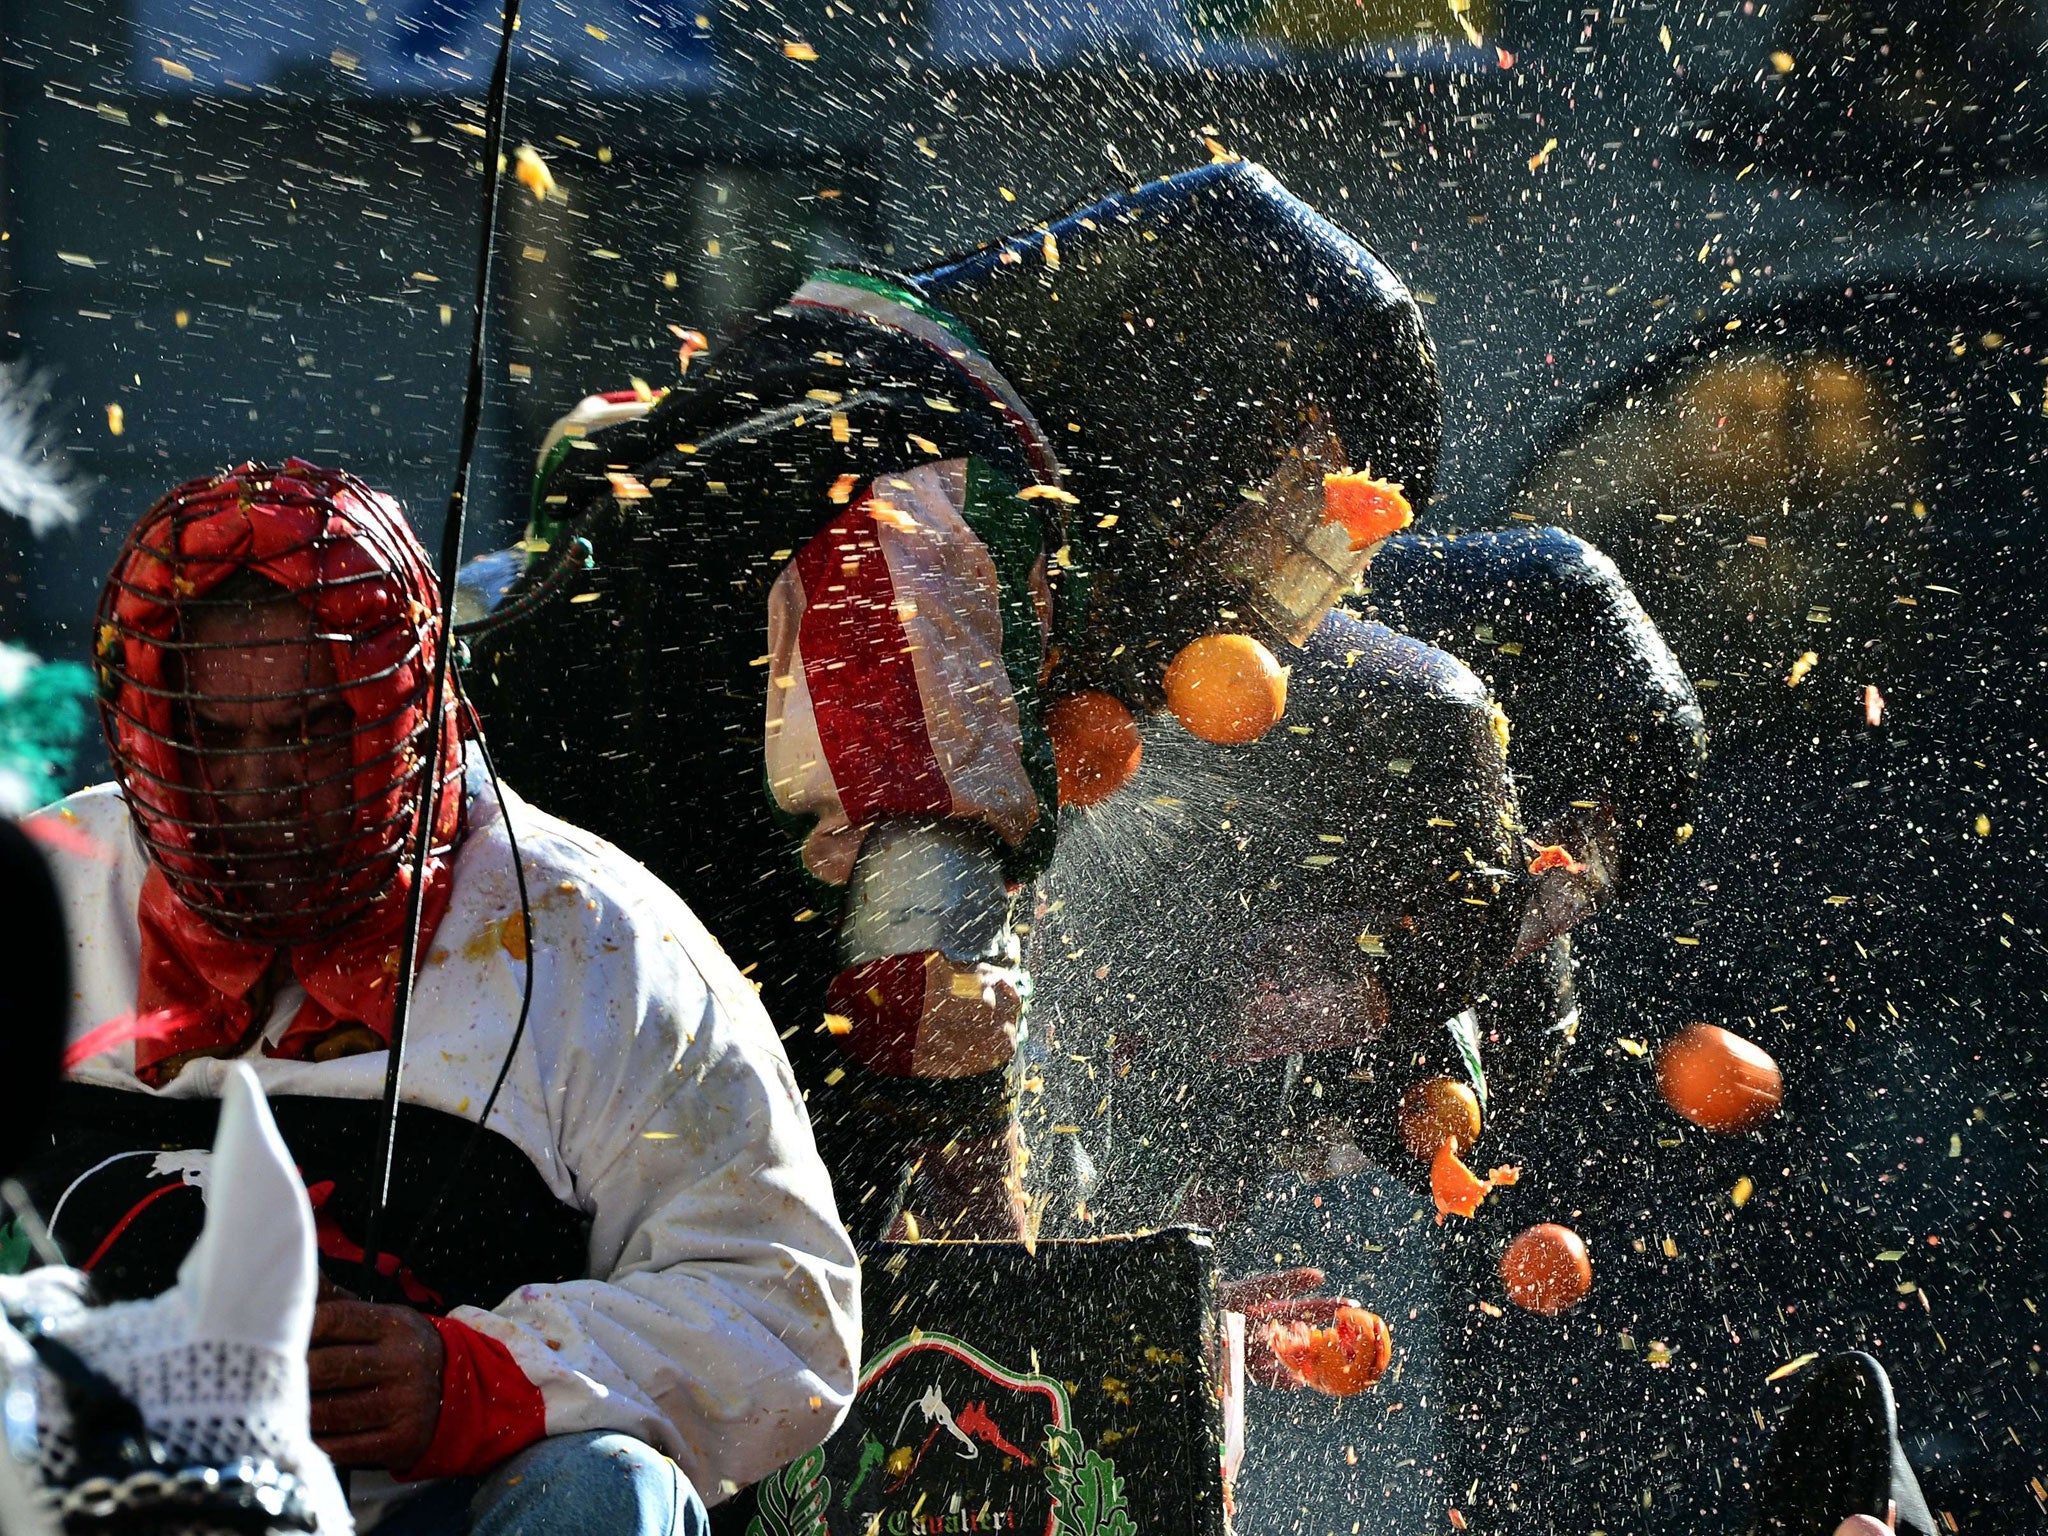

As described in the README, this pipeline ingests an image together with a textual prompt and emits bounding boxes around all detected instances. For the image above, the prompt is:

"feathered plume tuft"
[0,362,86,534]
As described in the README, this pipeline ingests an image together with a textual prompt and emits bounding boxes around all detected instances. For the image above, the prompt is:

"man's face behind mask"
[175,587,359,928]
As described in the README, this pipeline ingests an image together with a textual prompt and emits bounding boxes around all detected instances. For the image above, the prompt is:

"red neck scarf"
[132,848,460,1083]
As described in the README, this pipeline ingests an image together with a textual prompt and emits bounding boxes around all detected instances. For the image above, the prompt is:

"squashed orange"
[1432,1140,1519,1224]
[1321,472,1413,551]
[1264,1304,1392,1396]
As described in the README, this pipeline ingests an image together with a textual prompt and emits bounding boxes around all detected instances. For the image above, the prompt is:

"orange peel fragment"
[1322,472,1413,551]
[1526,843,1587,876]
[1431,1139,1520,1223]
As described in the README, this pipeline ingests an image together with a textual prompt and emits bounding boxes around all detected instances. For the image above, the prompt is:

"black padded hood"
[914,161,1442,689]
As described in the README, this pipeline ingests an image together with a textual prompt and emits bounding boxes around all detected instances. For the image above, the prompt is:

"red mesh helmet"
[95,459,464,947]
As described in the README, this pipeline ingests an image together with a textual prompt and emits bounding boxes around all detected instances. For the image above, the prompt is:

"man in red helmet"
[23,460,860,1535]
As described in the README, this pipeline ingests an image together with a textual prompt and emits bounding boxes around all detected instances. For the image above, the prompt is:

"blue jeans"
[375,1432,709,1536]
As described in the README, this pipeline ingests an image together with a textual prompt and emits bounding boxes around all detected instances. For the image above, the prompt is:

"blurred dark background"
[5,0,2048,1531]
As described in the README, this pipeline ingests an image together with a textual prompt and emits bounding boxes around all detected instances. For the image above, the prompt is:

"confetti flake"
[781,39,818,59]
[1766,1352,1819,1383]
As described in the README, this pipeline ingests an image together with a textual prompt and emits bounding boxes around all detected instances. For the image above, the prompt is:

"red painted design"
[958,1400,1035,1464]
[80,1182,189,1272]
[794,500,950,828]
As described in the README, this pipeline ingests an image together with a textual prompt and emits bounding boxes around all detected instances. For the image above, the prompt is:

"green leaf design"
[747,1445,831,1536]
[1044,1429,1135,1536]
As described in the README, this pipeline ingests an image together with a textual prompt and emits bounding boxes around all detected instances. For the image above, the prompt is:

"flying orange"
[1398,1076,1482,1161]
[1163,633,1287,745]
[1045,691,1142,807]
[1656,1023,1783,1134]
[1501,1223,1592,1315]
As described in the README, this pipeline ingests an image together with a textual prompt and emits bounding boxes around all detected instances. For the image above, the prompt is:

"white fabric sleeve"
[448,884,861,1503]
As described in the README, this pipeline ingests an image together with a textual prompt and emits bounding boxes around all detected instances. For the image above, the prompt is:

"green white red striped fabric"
[766,459,1047,886]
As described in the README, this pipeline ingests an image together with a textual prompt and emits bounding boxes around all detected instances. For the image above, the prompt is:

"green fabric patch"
[808,267,984,355]
[0,1221,31,1278]
[962,456,1059,879]
[525,435,583,560]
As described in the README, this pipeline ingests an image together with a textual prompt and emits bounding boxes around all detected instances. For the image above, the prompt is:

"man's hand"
[309,1294,446,1471]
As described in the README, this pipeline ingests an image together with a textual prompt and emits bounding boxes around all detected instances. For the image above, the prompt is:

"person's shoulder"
[472,781,771,1041]
[24,784,139,877]
[483,785,685,931]
[28,781,128,828]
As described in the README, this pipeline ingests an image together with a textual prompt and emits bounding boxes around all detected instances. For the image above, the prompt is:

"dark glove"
[1365,526,1707,956]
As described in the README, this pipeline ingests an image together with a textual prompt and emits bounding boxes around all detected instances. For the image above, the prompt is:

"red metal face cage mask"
[95,459,465,948]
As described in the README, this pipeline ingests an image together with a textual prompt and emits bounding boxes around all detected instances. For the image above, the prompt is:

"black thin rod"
[361,0,525,1274]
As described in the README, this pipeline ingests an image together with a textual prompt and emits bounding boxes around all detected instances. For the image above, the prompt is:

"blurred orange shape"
[1045,691,1142,808]
[1657,1023,1783,1134]
[1263,1305,1391,1396]
[1322,472,1413,551]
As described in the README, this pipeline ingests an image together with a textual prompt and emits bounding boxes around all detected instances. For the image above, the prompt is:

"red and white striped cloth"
[765,459,1049,886]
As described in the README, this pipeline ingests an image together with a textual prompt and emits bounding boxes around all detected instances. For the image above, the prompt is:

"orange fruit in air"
[1656,1023,1783,1134]
[1163,633,1287,745]
[1322,472,1413,551]
[1398,1076,1482,1161]
[1501,1223,1592,1315]
[1264,1305,1392,1396]
[1045,691,1142,808]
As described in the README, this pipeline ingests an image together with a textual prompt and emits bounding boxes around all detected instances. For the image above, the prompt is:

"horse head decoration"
[0,1066,350,1536]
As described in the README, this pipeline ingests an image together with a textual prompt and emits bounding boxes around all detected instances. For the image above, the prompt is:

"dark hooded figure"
[1024,607,1519,1238]
[467,160,1701,1242]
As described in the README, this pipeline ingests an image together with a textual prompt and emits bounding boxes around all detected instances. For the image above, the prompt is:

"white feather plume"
[0,362,85,534]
